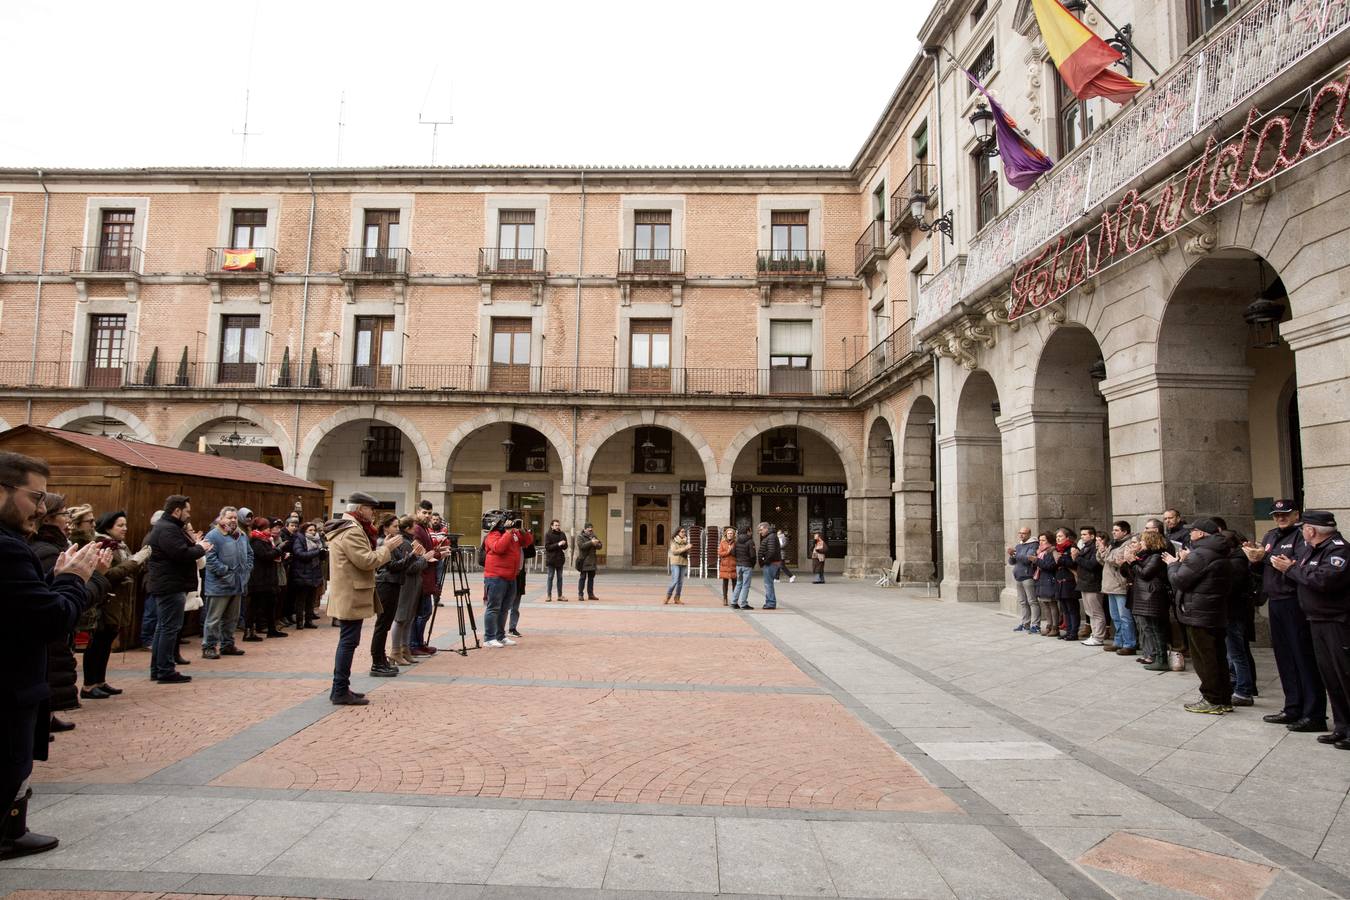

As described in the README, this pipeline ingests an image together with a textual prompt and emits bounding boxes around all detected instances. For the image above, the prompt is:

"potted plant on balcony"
[276,347,293,388]
[307,348,322,389]
[173,347,189,388]
[815,254,826,274]
[141,347,159,386]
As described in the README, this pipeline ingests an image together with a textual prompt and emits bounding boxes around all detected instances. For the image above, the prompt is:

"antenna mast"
[232,0,263,164]
[336,91,346,165]
[418,67,454,165]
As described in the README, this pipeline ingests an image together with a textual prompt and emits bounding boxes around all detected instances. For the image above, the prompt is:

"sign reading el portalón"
[1008,68,1350,320]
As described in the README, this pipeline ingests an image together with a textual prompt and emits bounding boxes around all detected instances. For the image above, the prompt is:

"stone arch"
[897,395,938,583]
[1030,323,1110,527]
[576,411,716,485]
[863,414,896,493]
[438,408,574,484]
[296,405,434,482]
[164,404,296,470]
[718,412,862,493]
[47,403,156,444]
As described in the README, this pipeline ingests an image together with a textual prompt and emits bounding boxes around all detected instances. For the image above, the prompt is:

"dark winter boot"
[0,792,59,860]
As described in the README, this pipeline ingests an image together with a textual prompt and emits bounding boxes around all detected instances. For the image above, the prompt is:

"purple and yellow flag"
[964,71,1055,191]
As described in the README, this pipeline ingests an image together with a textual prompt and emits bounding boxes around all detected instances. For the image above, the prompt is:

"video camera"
[481,509,523,533]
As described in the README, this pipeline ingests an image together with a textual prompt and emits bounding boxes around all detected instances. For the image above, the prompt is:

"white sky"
[0,0,929,169]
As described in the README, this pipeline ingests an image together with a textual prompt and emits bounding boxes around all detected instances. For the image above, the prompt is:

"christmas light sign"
[1009,68,1350,320]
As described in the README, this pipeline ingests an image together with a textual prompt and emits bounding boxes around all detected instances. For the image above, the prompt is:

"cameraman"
[482,513,532,648]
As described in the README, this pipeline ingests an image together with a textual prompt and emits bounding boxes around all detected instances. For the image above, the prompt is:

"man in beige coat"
[324,491,401,705]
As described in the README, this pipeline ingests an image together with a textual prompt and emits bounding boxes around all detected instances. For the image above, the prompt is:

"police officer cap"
[1190,518,1221,535]
[1271,498,1298,514]
[1301,510,1337,528]
[348,491,379,507]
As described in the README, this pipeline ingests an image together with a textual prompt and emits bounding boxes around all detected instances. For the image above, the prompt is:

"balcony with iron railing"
[756,249,826,282]
[844,318,920,395]
[70,245,143,276]
[340,247,411,278]
[890,163,936,234]
[0,357,849,399]
[206,247,277,277]
[931,0,1350,332]
[854,219,887,276]
[479,248,548,279]
[617,248,685,280]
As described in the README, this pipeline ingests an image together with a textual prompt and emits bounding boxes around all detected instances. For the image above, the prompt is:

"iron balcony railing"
[756,249,826,277]
[479,247,548,277]
[340,247,410,276]
[845,318,918,394]
[206,247,277,275]
[618,248,685,277]
[0,359,849,398]
[890,163,936,232]
[854,220,888,275]
[948,0,1350,321]
[71,245,143,274]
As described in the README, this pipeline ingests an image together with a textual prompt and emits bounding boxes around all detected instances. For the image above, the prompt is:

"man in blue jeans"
[144,496,209,684]
[1100,521,1138,654]
[757,522,782,610]
[732,525,755,610]
[323,492,399,705]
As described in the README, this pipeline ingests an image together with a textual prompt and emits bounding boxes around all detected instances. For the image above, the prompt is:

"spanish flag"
[1031,0,1144,103]
[221,248,258,271]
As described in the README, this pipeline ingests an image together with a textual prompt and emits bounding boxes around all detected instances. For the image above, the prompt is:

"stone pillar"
[937,432,1005,602]
[1100,367,1255,534]
[850,490,893,577]
[1284,302,1350,519]
[895,478,936,584]
[559,482,590,552]
[704,474,733,529]
[416,481,450,519]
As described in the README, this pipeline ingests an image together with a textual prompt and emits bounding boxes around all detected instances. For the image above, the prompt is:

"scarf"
[1033,546,1051,579]
[250,529,274,541]
[304,532,322,551]
[1055,537,1074,553]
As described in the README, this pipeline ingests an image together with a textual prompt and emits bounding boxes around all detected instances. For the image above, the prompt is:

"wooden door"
[86,314,126,387]
[629,319,671,393]
[490,317,531,391]
[632,495,670,567]
[362,209,401,273]
[353,316,395,388]
[98,209,135,271]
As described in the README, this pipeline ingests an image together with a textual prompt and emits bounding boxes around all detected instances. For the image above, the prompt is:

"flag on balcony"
[963,71,1055,191]
[1031,0,1144,103]
[221,248,258,271]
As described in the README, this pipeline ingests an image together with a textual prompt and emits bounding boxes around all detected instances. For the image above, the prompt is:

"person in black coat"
[731,527,756,610]
[144,495,209,684]
[756,523,783,610]
[0,451,103,861]
[288,521,324,628]
[1124,531,1173,670]
[29,498,80,721]
[247,517,285,640]
[1166,519,1233,713]
[1032,532,1060,636]
[1070,526,1107,645]
[1219,529,1258,705]
[1050,528,1082,641]
[543,520,568,602]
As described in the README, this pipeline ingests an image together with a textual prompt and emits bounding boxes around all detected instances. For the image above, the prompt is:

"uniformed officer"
[1270,510,1350,750]
[1242,500,1327,731]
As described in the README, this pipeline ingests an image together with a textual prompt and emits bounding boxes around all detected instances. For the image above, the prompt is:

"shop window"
[759,427,802,476]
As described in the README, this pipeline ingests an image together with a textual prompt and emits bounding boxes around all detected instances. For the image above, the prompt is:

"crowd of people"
[1005,503,1350,750]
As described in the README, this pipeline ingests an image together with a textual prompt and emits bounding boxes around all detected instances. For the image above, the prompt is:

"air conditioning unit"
[643,457,666,473]
[524,457,547,471]
[772,447,797,462]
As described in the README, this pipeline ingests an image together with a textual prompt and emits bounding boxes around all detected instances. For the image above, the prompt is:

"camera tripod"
[430,544,479,656]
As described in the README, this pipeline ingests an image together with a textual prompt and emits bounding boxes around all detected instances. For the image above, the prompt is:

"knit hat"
[95,509,127,535]
[1190,518,1220,535]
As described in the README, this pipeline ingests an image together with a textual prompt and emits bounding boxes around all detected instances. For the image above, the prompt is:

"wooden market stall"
[0,425,326,641]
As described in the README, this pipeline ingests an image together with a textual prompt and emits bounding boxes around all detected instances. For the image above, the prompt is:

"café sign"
[1009,69,1350,320]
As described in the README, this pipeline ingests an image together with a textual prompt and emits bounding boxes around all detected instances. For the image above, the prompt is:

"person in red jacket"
[482,513,533,647]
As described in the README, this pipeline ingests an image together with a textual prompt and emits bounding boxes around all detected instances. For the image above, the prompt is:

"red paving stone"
[409,632,815,686]
[522,579,728,607]
[1078,832,1278,900]
[510,606,760,635]
[33,677,321,784]
[211,681,956,812]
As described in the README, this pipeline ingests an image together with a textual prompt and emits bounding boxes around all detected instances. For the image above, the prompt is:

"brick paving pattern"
[31,678,323,784]
[210,681,954,811]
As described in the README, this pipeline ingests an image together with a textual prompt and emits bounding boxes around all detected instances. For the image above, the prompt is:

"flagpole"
[1081,1,1160,77]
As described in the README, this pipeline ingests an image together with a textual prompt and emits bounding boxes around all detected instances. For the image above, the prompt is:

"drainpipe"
[292,172,317,472]
[928,49,946,270]
[28,170,51,403]
[931,351,942,579]
[570,170,587,537]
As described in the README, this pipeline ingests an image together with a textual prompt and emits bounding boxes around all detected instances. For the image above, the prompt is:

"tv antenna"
[336,91,346,165]
[418,66,454,165]
[232,0,263,164]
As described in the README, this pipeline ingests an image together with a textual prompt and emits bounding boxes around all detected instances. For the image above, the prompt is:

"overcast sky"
[0,0,929,169]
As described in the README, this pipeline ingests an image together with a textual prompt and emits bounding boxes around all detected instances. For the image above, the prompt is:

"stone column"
[1284,302,1350,518]
[937,432,1005,602]
[703,474,733,529]
[850,490,893,577]
[416,481,450,519]
[559,482,591,551]
[1100,367,1255,534]
[895,477,936,584]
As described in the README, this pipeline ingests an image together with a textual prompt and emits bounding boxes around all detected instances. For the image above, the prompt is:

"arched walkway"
[897,395,938,583]
[438,409,574,484]
[942,370,1004,602]
[47,403,156,444]
[296,405,434,483]
[577,411,716,485]
[1031,323,1109,528]
[718,413,862,492]
[165,404,296,470]
[857,415,896,572]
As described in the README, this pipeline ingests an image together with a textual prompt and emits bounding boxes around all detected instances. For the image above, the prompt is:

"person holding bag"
[665,527,690,605]
[810,531,828,583]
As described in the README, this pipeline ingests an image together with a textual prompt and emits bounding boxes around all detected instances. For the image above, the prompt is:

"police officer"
[1270,510,1350,749]
[1242,500,1327,731]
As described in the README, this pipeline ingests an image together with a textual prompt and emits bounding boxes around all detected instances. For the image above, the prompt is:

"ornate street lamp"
[500,437,515,467]
[910,190,955,244]
[969,102,998,157]
[1245,267,1285,349]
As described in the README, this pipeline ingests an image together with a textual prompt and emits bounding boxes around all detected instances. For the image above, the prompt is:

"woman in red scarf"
[1051,527,1083,640]
[1033,532,1059,636]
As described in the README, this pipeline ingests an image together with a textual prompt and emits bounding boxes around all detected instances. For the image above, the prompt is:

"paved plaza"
[2,575,1348,900]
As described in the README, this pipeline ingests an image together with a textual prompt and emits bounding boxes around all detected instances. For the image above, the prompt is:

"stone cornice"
[1098,367,1255,402]
[1281,301,1350,352]
[994,408,1108,431]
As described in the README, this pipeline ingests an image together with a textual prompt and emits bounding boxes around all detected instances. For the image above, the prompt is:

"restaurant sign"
[680,481,847,496]
[1009,68,1350,320]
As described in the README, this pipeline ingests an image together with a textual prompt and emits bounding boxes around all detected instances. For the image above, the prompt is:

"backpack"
[477,540,488,567]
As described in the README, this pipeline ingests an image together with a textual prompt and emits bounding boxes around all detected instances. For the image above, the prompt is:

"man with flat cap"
[1164,518,1233,714]
[1271,510,1350,749]
[1243,500,1327,732]
[323,491,401,705]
